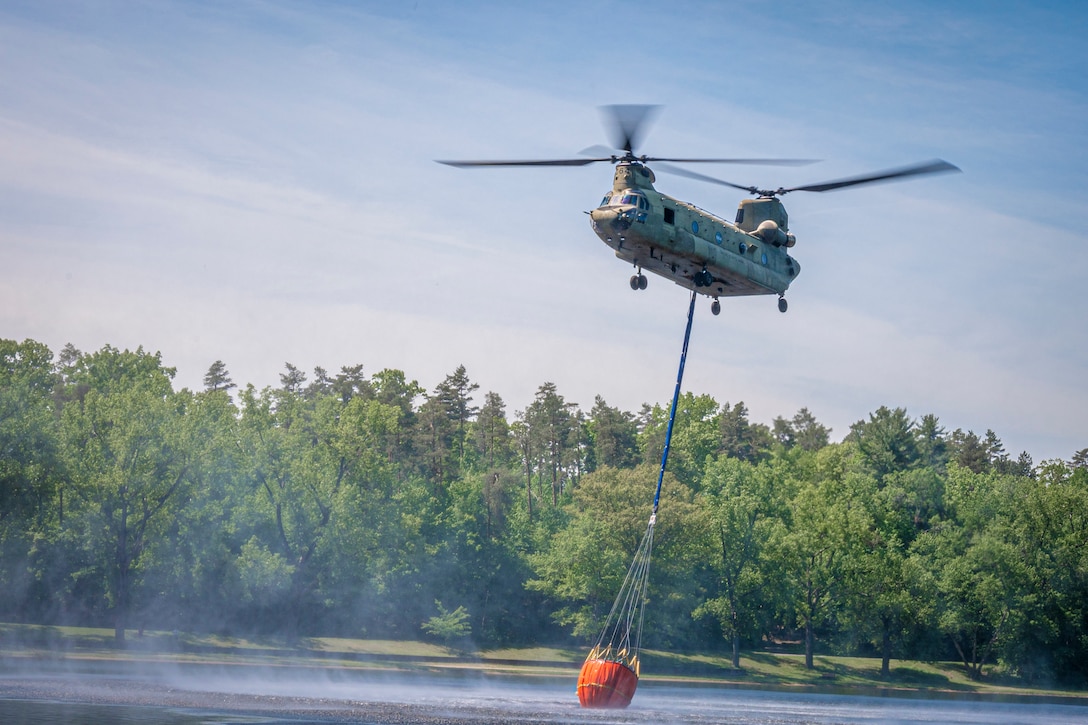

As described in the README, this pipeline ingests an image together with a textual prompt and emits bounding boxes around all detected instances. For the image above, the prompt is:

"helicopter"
[439,105,959,315]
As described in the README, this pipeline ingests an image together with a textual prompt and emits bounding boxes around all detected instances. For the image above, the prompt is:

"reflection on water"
[1,664,1087,724]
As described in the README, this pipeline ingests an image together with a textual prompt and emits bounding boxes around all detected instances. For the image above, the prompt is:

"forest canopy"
[1,338,1086,685]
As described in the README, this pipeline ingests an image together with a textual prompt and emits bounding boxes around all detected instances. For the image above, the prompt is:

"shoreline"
[3,647,1088,709]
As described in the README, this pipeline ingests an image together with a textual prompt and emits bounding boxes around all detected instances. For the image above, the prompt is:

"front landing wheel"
[778,297,788,313]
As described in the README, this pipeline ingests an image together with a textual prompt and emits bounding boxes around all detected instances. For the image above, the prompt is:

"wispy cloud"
[0,0,1085,461]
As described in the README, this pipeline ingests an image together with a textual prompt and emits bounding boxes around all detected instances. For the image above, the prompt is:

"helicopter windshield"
[601,191,648,209]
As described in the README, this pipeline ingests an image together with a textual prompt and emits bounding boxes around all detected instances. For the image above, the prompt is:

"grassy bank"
[1,623,1085,702]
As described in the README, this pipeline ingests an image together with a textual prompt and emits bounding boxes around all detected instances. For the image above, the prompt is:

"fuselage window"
[691,220,699,234]
[601,195,612,207]
[663,208,675,225]
[715,231,723,245]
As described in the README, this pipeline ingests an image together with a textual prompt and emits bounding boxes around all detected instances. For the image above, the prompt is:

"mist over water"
[2,662,1088,724]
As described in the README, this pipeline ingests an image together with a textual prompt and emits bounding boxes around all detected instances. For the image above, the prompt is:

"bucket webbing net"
[586,512,655,675]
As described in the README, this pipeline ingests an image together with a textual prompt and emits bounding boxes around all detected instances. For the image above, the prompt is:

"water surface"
[2,662,1086,724]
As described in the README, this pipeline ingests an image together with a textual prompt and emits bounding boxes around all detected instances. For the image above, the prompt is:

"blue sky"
[1,0,1085,462]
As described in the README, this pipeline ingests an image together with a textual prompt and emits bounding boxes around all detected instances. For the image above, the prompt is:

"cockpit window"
[605,191,648,209]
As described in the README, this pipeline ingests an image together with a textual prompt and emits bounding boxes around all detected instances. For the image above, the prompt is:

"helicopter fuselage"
[589,162,800,303]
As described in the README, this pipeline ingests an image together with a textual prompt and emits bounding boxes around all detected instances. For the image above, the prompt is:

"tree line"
[1,338,1086,685]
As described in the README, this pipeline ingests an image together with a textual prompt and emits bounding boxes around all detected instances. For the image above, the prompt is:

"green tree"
[472,391,511,470]
[696,456,786,667]
[435,365,479,467]
[774,408,831,453]
[236,535,295,607]
[139,384,244,633]
[994,461,1088,682]
[850,406,920,480]
[915,465,1036,679]
[58,346,190,641]
[331,364,371,404]
[422,600,472,648]
[719,401,773,463]
[915,414,949,470]
[586,396,639,471]
[371,368,423,463]
[415,393,456,491]
[774,444,866,668]
[842,515,934,677]
[524,383,578,507]
[639,392,720,486]
[235,380,351,637]
[0,339,62,620]
[202,360,235,392]
[949,429,990,473]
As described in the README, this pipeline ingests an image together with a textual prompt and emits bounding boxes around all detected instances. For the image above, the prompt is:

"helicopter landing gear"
[693,269,714,288]
[711,298,721,316]
[629,273,648,290]
[778,296,788,313]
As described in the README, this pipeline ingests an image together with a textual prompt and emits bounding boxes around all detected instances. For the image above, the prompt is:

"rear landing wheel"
[711,299,721,316]
[638,274,647,290]
[778,297,788,313]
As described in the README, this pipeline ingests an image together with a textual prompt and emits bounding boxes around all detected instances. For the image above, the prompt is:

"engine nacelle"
[752,219,796,248]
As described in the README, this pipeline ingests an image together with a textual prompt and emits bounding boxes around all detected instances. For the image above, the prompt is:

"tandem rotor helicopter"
[439,105,959,315]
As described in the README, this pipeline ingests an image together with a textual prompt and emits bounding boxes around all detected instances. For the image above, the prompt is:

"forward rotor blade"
[645,157,817,166]
[580,145,816,166]
[654,162,758,193]
[601,104,661,154]
[578,144,618,158]
[437,158,610,168]
[780,159,961,193]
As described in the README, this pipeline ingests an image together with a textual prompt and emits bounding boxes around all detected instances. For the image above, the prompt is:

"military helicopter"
[439,105,959,314]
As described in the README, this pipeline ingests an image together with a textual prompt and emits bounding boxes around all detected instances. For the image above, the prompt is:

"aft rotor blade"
[437,158,610,168]
[780,159,961,194]
[654,162,759,193]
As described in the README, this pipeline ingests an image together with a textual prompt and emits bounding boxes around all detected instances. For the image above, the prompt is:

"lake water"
[2,662,1087,724]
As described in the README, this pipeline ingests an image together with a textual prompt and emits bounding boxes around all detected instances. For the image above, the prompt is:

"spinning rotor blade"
[654,162,759,193]
[779,159,961,193]
[437,158,609,168]
[440,154,814,170]
[440,106,817,170]
[658,159,960,197]
[646,157,816,165]
[581,145,815,167]
[602,104,661,154]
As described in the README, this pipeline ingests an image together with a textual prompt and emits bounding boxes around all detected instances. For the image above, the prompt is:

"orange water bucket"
[577,658,638,708]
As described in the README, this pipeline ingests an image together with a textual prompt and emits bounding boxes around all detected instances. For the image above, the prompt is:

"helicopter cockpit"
[599,190,650,225]
[600,190,650,209]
